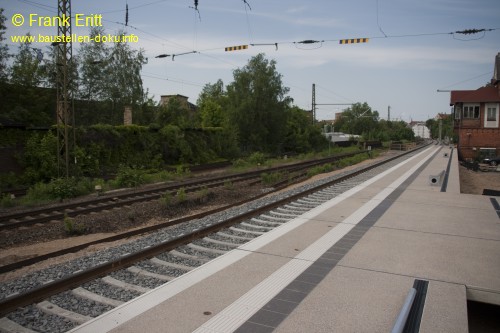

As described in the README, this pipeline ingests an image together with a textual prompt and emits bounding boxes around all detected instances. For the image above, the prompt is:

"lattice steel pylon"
[55,0,73,177]
[311,83,316,124]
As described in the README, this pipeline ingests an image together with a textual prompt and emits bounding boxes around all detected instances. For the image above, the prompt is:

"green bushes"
[22,177,99,204]
[114,166,146,188]
[159,187,188,207]
[49,178,80,199]
[307,164,334,177]
[0,194,15,208]
[260,171,284,185]
[248,152,266,165]
[63,214,85,236]
[231,152,267,170]
[176,187,187,203]
[160,191,173,206]
[22,131,58,183]
[335,152,373,168]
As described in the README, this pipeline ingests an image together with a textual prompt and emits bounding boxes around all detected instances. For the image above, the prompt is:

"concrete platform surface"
[70,146,500,333]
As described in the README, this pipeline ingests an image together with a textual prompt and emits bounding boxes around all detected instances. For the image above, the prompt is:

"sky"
[2,0,500,122]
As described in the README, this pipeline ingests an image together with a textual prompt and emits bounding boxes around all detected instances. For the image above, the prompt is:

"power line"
[316,84,355,104]
[243,0,254,44]
[16,0,56,13]
[142,72,205,87]
[10,0,500,66]
[437,71,494,90]
[376,0,387,37]
[100,0,173,14]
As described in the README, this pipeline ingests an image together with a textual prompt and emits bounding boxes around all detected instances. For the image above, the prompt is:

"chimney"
[124,105,132,125]
[492,52,500,87]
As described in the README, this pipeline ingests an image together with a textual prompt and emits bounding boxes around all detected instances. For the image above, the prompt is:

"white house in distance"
[409,121,430,139]
[324,131,360,143]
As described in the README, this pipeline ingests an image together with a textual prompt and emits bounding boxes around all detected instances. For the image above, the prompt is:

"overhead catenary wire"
[17,0,56,13]
[316,84,355,104]
[250,43,278,51]
[376,0,387,37]
[142,72,205,87]
[100,0,173,14]
[10,0,500,63]
[437,71,494,91]
[243,0,254,44]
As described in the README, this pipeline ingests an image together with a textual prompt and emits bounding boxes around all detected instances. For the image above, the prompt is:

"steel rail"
[0,151,368,230]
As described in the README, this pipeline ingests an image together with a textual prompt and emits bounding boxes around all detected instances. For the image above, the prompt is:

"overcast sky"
[3,0,500,121]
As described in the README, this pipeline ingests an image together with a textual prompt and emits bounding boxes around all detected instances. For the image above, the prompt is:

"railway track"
[0,150,367,231]
[0,145,429,332]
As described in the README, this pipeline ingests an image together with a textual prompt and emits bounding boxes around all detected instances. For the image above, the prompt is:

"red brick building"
[450,53,500,161]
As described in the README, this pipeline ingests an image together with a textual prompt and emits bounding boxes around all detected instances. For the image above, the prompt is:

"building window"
[463,104,480,119]
[479,148,496,160]
[487,107,497,121]
[454,105,461,119]
[485,103,499,128]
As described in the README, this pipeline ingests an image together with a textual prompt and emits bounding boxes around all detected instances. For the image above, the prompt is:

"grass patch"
[176,187,187,203]
[63,214,85,236]
[260,171,285,186]
[307,163,335,177]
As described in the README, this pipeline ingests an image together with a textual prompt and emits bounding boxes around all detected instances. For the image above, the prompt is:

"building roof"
[450,85,500,105]
[160,94,189,99]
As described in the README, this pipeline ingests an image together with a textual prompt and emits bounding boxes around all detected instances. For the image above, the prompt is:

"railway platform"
[70,145,500,333]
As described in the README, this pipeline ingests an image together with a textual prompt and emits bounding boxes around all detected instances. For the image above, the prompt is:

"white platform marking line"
[194,147,438,333]
[69,147,436,333]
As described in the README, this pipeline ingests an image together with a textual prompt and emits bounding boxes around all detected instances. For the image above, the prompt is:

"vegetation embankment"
[0,12,421,208]
[0,145,381,209]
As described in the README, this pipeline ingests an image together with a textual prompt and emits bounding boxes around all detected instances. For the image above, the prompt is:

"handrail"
[391,287,417,333]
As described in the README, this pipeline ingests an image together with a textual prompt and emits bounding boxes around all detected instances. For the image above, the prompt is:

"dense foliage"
[198,54,327,155]
[0,125,237,187]
[0,8,9,80]
[425,117,454,141]
[226,54,293,153]
[333,102,415,141]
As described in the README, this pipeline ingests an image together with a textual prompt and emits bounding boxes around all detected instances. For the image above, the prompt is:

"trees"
[226,53,292,154]
[197,80,227,128]
[334,102,379,139]
[1,35,54,126]
[378,119,415,141]
[104,33,147,108]
[157,98,190,128]
[195,55,328,155]
[0,8,9,80]
[425,117,453,141]
[77,28,147,125]
[284,106,327,153]
[10,35,45,87]
[78,27,110,105]
[334,103,416,141]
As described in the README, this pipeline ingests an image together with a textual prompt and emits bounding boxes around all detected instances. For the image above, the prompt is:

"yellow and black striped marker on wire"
[225,45,248,51]
[339,38,369,44]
